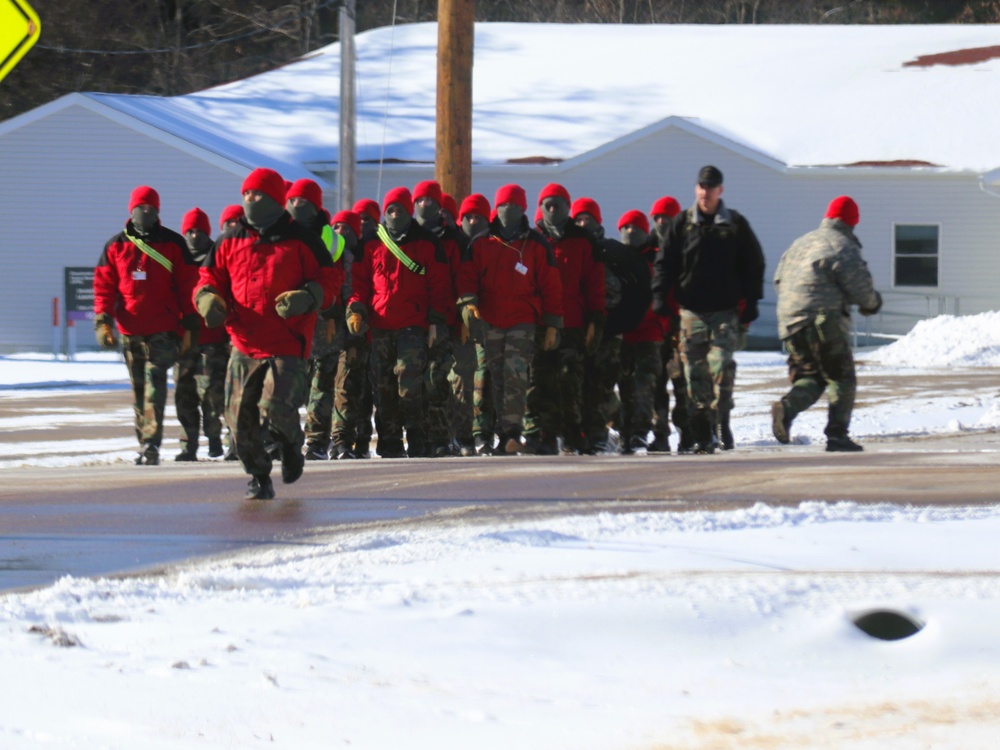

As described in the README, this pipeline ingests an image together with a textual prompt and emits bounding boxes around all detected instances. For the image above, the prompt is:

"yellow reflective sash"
[125,231,173,273]
[323,224,345,263]
[376,224,425,275]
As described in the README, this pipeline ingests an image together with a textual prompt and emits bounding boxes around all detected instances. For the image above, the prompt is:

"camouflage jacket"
[773,218,880,340]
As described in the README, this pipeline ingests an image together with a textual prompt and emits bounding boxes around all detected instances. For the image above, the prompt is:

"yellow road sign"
[0,0,41,83]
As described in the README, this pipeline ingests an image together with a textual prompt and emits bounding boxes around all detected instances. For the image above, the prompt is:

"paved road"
[2,369,999,592]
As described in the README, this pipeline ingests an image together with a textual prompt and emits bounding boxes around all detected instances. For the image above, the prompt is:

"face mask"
[462,214,487,239]
[336,227,358,252]
[186,233,213,257]
[621,228,648,248]
[575,214,600,236]
[414,200,441,226]
[287,201,318,224]
[496,205,524,230]
[541,198,570,230]
[384,211,412,236]
[243,195,284,230]
[130,207,158,235]
[652,221,670,242]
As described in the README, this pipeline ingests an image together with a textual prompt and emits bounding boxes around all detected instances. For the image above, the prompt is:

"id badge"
[514,262,528,275]
[133,271,147,280]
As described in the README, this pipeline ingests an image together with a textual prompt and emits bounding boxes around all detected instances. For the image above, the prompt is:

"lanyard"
[125,231,173,273]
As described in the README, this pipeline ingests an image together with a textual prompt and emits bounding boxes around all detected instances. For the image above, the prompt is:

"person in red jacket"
[523,183,606,455]
[616,209,668,454]
[93,185,201,466]
[413,179,469,457]
[172,207,229,461]
[648,195,690,453]
[194,167,339,500]
[347,186,451,458]
[458,184,563,455]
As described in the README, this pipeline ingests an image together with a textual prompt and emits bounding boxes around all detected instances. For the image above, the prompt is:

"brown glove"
[95,322,117,350]
[324,318,337,344]
[346,311,364,335]
[197,293,228,328]
[275,289,315,319]
[543,326,559,351]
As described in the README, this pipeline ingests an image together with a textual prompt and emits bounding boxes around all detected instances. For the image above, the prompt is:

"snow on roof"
[89,23,1000,171]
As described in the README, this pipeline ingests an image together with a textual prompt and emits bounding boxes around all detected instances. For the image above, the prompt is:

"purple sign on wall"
[64,267,95,322]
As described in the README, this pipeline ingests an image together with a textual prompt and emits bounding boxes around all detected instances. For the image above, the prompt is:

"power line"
[36,0,342,56]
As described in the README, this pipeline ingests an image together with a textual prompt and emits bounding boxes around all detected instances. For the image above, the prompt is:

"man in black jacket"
[652,165,765,454]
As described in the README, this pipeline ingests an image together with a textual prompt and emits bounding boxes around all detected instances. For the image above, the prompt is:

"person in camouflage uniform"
[412,180,470,457]
[93,186,201,466]
[652,166,765,454]
[457,194,496,453]
[195,168,340,500]
[347,187,451,458]
[524,183,605,455]
[457,184,563,455]
[645,197,689,453]
[173,207,228,461]
[282,179,347,461]
[772,196,882,452]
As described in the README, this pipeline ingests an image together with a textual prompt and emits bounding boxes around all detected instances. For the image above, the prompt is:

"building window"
[894,224,939,288]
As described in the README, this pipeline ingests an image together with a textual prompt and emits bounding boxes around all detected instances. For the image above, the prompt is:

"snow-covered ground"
[2,312,1000,749]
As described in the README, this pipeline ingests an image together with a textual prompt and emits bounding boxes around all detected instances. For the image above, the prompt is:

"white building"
[2,22,999,351]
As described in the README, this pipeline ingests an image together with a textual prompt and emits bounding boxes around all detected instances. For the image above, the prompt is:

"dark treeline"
[3,0,997,122]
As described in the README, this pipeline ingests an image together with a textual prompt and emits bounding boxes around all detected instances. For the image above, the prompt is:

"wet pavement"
[2,369,1000,592]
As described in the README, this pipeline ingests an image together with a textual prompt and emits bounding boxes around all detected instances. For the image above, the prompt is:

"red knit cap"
[352,198,381,223]
[242,168,287,206]
[287,179,324,210]
[181,207,211,235]
[825,196,859,227]
[538,183,571,206]
[571,197,602,226]
[650,196,681,219]
[331,209,362,240]
[218,204,244,229]
[442,193,459,223]
[129,186,160,212]
[412,180,444,206]
[618,209,650,235]
[459,193,491,221]
[382,186,414,216]
[494,184,527,211]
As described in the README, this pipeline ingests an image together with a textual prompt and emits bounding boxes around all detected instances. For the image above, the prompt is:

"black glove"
[739,299,759,325]
[859,291,883,316]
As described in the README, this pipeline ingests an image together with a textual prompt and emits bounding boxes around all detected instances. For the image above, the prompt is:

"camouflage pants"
[780,314,857,438]
[424,334,455,446]
[304,346,342,453]
[678,308,739,444]
[472,340,496,440]
[332,336,373,449]
[582,336,622,444]
[122,331,178,448]
[174,339,227,452]
[619,340,661,443]
[369,327,427,453]
[653,337,690,444]
[524,327,585,447]
[226,348,309,477]
[448,336,476,445]
[481,322,535,437]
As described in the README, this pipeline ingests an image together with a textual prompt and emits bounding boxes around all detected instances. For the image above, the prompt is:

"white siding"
[0,105,252,352]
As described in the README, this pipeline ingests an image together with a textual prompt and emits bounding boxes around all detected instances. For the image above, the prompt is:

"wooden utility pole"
[435,0,474,201]
[338,0,357,210]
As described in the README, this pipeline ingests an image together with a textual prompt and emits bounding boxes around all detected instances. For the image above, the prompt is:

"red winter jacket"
[624,244,674,344]
[349,221,451,331]
[538,222,606,329]
[195,214,339,359]
[94,221,199,337]
[457,218,563,330]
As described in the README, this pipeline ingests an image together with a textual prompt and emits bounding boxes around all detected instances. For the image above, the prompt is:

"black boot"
[281,442,305,484]
[245,474,275,500]
[208,437,224,458]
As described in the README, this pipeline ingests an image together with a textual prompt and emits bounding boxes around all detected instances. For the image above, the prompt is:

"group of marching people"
[102,162,881,500]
